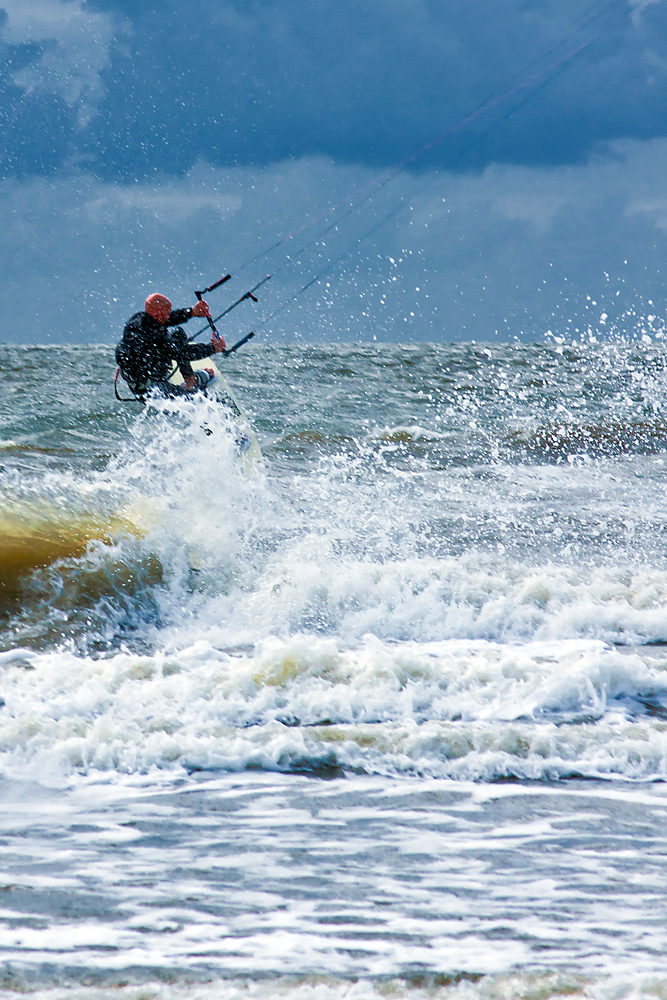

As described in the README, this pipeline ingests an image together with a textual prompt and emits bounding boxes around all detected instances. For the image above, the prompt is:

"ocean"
[2,338,667,999]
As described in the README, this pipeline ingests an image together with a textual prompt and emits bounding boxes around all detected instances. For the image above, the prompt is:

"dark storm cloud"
[2,0,667,180]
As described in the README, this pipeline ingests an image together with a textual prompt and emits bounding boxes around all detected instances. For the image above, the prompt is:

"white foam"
[0,636,666,782]
[7,381,667,783]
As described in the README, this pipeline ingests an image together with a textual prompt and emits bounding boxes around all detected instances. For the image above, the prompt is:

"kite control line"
[223,331,255,356]
[189,275,270,343]
[195,274,232,296]
[195,273,231,342]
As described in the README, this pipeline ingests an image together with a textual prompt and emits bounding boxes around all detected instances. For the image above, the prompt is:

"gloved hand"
[192,299,211,318]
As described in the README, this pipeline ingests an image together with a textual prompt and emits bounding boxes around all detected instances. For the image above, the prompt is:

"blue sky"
[1,0,667,344]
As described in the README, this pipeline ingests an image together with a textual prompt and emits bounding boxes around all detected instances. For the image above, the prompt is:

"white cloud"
[1,0,123,126]
[626,199,667,231]
[85,187,241,226]
[491,190,569,235]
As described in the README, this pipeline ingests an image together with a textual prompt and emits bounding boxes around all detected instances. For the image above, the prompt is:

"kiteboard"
[168,356,264,467]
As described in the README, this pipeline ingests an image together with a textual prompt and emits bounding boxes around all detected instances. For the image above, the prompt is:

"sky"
[1,0,667,344]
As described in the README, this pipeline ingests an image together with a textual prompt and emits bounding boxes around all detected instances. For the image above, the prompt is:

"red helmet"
[145,293,172,323]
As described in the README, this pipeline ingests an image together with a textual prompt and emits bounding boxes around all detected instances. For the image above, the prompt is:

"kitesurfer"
[115,293,227,398]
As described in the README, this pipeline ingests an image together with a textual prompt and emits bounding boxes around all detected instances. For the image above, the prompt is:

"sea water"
[2,340,667,998]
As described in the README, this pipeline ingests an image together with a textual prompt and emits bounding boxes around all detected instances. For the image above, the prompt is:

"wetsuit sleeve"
[166,309,194,326]
[183,342,217,369]
[168,328,216,379]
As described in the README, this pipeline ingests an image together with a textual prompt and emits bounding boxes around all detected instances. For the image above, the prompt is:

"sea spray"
[3,341,667,981]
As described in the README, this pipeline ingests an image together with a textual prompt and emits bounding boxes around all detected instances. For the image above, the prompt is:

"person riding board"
[115,292,227,398]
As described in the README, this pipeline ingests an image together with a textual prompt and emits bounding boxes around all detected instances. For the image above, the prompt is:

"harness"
[113,367,145,404]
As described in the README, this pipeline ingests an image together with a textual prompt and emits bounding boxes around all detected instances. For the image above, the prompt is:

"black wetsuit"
[115,309,216,396]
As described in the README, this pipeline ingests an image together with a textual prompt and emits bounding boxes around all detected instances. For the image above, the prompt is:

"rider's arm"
[166,308,195,327]
[167,301,209,327]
